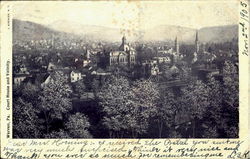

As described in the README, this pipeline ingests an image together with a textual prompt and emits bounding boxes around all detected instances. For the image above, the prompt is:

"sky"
[13,1,238,31]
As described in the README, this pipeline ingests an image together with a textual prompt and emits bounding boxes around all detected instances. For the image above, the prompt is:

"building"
[192,31,200,63]
[41,74,52,88]
[13,74,30,85]
[91,68,111,76]
[19,65,29,74]
[175,36,179,54]
[83,49,91,67]
[195,30,199,54]
[74,50,91,68]
[142,60,160,76]
[153,56,172,64]
[108,35,136,66]
[172,36,183,61]
[192,31,217,63]
[70,70,82,83]
[47,62,57,71]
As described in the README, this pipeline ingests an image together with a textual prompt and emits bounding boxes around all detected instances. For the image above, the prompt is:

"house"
[150,64,160,76]
[153,56,171,64]
[91,68,111,76]
[83,50,91,67]
[22,73,51,87]
[19,65,29,74]
[170,65,180,74]
[157,48,173,54]
[47,62,57,71]
[13,74,30,85]
[41,74,52,88]
[40,70,71,87]
[74,50,92,68]
[142,60,160,77]
[83,59,91,67]
[70,70,82,83]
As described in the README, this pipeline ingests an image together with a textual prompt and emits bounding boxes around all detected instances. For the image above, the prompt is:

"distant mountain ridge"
[199,25,238,43]
[13,19,80,43]
[13,19,238,44]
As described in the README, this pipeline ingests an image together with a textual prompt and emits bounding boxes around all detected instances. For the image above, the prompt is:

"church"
[107,35,136,66]
[192,30,216,64]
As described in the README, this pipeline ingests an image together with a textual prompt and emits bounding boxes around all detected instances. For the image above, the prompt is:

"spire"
[195,30,199,42]
[122,34,126,44]
[195,30,199,53]
[119,35,129,51]
[85,47,90,60]
[175,36,179,54]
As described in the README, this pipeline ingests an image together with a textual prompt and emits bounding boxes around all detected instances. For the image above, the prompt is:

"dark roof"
[96,68,106,73]
[71,70,81,74]
[23,73,50,84]
[13,73,30,78]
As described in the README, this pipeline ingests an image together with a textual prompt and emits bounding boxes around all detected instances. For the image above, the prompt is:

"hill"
[13,19,79,42]
[13,19,238,44]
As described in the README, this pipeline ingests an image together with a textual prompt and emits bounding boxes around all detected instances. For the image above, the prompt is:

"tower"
[195,30,199,53]
[175,36,179,54]
[119,35,129,51]
[122,35,127,45]
[85,49,90,60]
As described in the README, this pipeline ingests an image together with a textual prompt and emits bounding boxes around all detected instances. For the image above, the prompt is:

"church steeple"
[119,35,129,51]
[175,36,179,54]
[86,49,90,60]
[195,30,199,53]
[122,35,127,45]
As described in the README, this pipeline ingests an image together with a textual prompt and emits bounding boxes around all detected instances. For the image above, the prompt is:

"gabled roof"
[96,68,106,73]
[110,51,127,56]
[22,73,50,84]
[71,70,81,74]
[13,74,30,78]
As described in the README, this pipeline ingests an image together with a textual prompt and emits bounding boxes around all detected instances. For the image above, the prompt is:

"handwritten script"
[239,0,249,56]
[2,139,249,159]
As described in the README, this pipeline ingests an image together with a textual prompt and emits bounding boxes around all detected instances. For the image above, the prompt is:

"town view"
[13,2,239,138]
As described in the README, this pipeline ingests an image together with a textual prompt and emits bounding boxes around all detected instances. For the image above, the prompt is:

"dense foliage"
[13,59,238,138]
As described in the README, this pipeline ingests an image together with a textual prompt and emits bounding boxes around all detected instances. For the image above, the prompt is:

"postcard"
[0,0,249,159]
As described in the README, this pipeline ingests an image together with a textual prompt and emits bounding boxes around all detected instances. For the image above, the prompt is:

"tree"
[181,80,210,137]
[221,61,239,137]
[99,76,161,138]
[65,113,92,138]
[222,61,238,109]
[13,98,41,138]
[201,74,222,137]
[73,80,86,97]
[156,89,176,138]
[202,126,218,138]
[160,64,172,80]
[38,71,72,134]
[45,129,70,138]
[130,79,160,137]
[21,82,40,105]
[92,77,100,98]
[98,75,134,138]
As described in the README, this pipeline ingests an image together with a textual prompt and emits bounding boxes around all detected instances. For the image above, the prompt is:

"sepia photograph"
[12,1,239,139]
